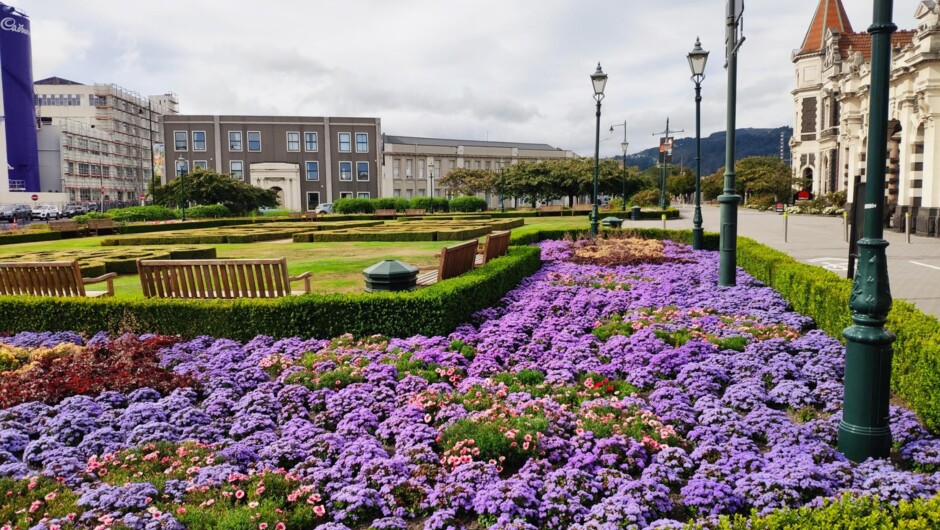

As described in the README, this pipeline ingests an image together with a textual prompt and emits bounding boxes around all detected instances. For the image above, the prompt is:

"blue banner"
[1,3,40,192]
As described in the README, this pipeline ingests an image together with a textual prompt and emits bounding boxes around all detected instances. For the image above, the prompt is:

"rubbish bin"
[631,206,641,221]
[363,260,418,292]
[601,216,623,229]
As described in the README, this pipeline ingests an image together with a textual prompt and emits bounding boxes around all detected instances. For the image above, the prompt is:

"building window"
[405,189,413,199]
[338,133,351,152]
[356,162,369,181]
[355,133,368,153]
[175,159,189,176]
[304,132,318,152]
[247,131,261,151]
[406,160,413,179]
[418,160,425,179]
[339,161,352,181]
[287,131,300,152]
[230,160,244,179]
[306,192,320,210]
[174,131,187,151]
[192,131,206,151]
[305,161,319,181]
[194,160,208,169]
[78,163,90,176]
[340,192,353,199]
[357,192,370,199]
[393,189,401,198]
[229,131,242,151]
[393,159,400,178]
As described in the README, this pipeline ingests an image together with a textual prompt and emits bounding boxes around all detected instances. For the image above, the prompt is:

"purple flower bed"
[1,238,939,529]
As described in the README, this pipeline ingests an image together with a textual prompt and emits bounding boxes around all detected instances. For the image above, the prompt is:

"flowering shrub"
[0,335,194,409]
[1,238,940,528]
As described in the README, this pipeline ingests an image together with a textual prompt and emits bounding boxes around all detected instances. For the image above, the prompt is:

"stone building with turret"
[790,0,940,234]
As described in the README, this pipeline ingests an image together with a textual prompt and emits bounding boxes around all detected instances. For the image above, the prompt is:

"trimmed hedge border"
[736,236,940,432]
[0,246,541,341]
[0,230,61,245]
[0,246,217,276]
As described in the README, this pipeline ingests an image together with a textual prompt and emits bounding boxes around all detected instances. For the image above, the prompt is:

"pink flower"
[275,523,286,530]
[235,489,245,499]
[176,508,186,515]
[312,505,326,517]
[259,524,268,530]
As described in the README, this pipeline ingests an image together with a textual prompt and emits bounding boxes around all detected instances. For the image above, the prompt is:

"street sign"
[99,187,105,193]
[30,194,38,201]
[139,195,147,201]
[775,202,784,213]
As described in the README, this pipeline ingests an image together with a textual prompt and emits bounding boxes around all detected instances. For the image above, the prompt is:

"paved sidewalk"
[615,205,940,318]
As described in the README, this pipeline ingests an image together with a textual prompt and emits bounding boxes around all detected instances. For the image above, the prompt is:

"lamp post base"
[717,191,740,286]
[691,227,703,250]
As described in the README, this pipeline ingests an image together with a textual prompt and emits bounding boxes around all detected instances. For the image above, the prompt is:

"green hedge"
[450,196,488,212]
[305,230,438,243]
[707,493,940,529]
[106,206,178,223]
[0,246,541,341]
[184,204,231,219]
[0,230,61,246]
[333,198,375,214]
[736,236,940,432]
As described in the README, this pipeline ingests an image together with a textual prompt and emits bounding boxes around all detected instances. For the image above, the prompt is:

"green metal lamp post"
[498,160,506,213]
[177,155,187,222]
[610,122,629,211]
[718,1,745,286]
[838,0,897,463]
[688,38,709,250]
[590,63,608,237]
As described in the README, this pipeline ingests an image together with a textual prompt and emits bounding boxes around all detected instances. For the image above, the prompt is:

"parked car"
[83,202,100,212]
[0,204,32,223]
[314,203,333,214]
[62,204,87,218]
[31,204,61,220]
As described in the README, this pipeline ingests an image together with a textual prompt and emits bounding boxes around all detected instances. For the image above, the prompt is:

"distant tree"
[734,156,797,202]
[437,168,497,197]
[667,171,696,198]
[152,168,278,215]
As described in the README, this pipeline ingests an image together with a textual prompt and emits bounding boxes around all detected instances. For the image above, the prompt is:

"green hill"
[624,126,793,175]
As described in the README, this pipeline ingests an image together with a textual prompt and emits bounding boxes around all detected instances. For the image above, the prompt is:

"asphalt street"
[618,205,940,319]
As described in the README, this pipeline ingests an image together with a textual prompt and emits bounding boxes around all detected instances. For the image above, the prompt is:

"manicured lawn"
[0,215,592,297]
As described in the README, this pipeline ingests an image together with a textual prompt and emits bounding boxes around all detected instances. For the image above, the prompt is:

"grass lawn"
[0,215,591,297]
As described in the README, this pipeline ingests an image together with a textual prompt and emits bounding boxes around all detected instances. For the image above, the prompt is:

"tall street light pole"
[177,155,187,222]
[498,159,506,213]
[609,121,629,211]
[688,38,710,250]
[838,0,896,463]
[590,63,608,237]
[719,0,745,286]
[652,119,683,211]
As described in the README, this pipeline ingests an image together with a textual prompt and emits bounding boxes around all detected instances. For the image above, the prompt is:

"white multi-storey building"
[791,0,940,234]
[33,77,178,204]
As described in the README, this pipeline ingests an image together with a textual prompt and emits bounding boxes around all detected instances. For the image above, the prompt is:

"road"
[619,205,940,318]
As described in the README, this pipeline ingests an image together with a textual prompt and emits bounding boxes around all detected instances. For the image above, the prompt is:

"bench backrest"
[572,204,594,212]
[303,211,318,220]
[87,218,114,228]
[48,220,81,231]
[0,261,86,296]
[405,209,426,216]
[481,230,511,264]
[375,209,397,216]
[138,258,293,299]
[438,240,479,281]
[538,205,563,212]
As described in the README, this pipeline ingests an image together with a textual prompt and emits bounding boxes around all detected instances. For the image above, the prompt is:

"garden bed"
[100,222,382,246]
[1,238,938,529]
[295,219,525,243]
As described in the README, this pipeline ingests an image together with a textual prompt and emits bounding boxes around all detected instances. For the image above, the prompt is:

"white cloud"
[15,0,925,155]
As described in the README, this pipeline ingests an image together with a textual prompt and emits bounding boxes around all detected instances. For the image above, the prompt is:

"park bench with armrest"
[404,209,427,216]
[474,230,511,267]
[374,209,397,220]
[86,218,117,236]
[137,257,312,299]
[0,260,115,297]
[416,239,479,286]
[537,205,563,216]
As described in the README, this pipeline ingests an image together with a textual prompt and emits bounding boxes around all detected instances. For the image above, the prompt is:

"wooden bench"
[0,260,116,297]
[137,258,312,299]
[374,209,397,220]
[571,204,594,215]
[86,218,117,236]
[302,211,318,221]
[404,209,427,217]
[288,212,303,219]
[475,230,511,267]
[537,205,563,216]
[417,240,479,286]
[48,220,86,236]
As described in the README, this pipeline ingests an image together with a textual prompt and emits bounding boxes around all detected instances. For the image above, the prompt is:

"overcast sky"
[16,0,924,156]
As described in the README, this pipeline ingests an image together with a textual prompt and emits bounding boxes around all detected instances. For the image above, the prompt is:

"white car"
[314,203,333,214]
[31,204,60,220]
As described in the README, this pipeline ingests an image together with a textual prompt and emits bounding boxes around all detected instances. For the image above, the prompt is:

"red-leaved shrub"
[0,335,195,409]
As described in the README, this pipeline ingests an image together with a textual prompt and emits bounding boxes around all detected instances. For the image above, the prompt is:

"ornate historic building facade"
[791,0,940,234]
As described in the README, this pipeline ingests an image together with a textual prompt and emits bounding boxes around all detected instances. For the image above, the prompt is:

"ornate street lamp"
[688,37,709,250]
[610,122,629,211]
[838,0,896,463]
[590,62,607,237]
[177,155,187,222]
